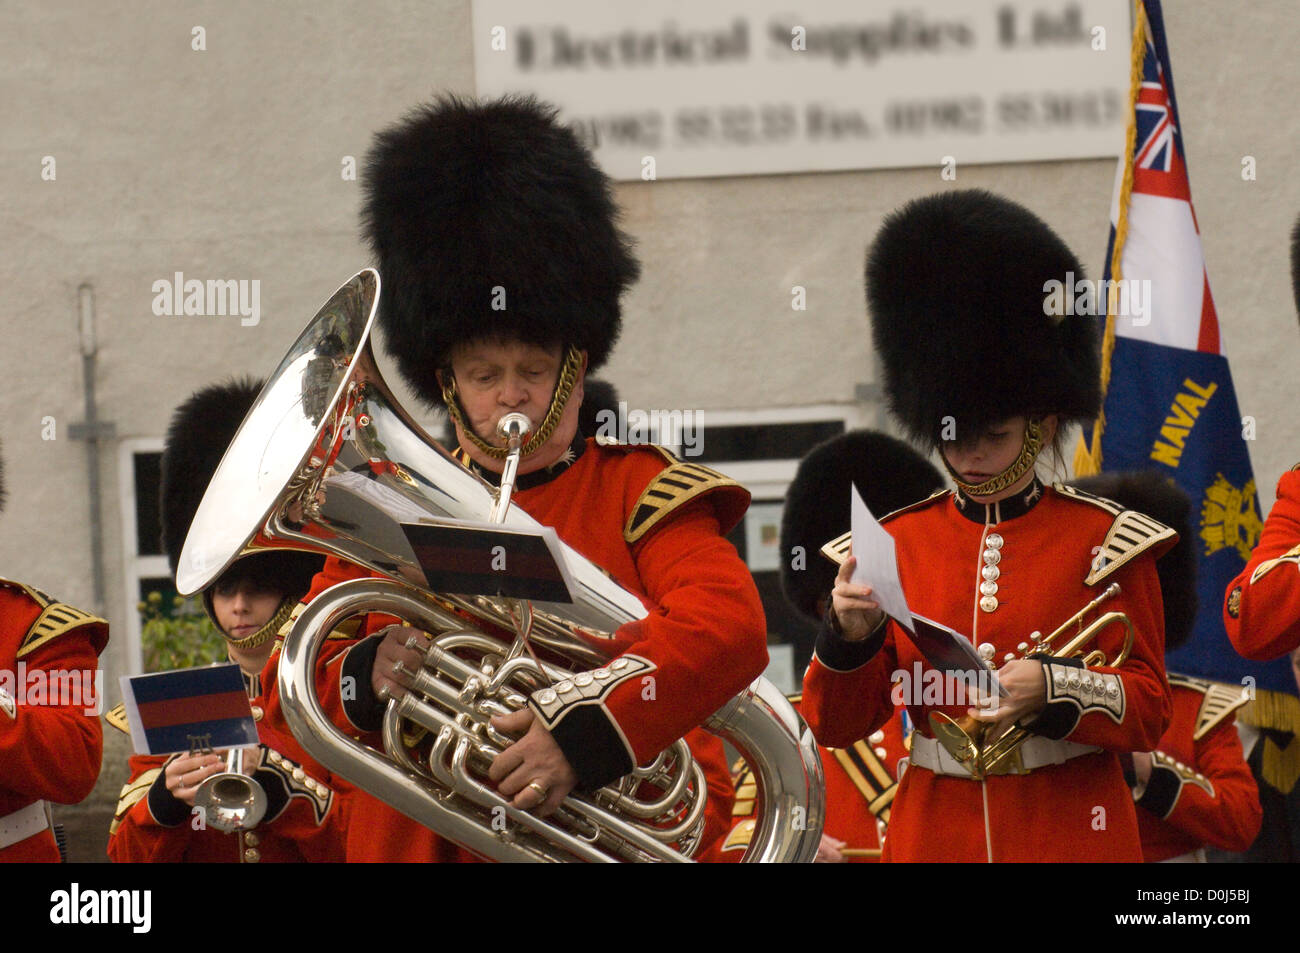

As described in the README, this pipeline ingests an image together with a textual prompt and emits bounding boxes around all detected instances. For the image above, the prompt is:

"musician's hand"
[815,834,848,864]
[967,658,1046,739]
[371,624,431,702]
[830,557,885,642]
[165,751,224,807]
[488,709,578,817]
[1131,751,1153,786]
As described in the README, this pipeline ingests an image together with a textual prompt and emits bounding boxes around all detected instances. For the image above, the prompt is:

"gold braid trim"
[1238,688,1300,795]
[1071,0,1146,478]
[442,344,583,460]
[224,598,295,650]
[942,418,1043,497]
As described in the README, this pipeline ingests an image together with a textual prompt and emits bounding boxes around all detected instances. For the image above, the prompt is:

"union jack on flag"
[1134,42,1176,174]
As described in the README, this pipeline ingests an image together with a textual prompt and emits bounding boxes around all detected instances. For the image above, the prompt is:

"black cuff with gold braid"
[813,602,887,673]
[1023,655,1126,739]
[1136,750,1215,819]
[528,656,652,790]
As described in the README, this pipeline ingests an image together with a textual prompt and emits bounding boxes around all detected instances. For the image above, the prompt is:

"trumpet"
[193,746,267,833]
[176,269,824,862]
[929,583,1134,779]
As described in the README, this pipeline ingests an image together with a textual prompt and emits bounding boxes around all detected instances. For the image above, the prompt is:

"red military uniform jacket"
[0,578,108,862]
[1225,465,1300,661]
[803,481,1173,862]
[261,437,767,861]
[1134,674,1261,861]
[722,699,908,862]
[106,673,344,863]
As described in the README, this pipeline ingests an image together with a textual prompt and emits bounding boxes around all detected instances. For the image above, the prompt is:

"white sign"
[473,0,1132,181]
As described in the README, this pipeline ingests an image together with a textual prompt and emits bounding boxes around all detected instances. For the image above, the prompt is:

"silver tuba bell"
[177,269,824,862]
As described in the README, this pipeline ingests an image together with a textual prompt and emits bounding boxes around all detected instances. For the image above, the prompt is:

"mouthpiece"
[496,413,532,448]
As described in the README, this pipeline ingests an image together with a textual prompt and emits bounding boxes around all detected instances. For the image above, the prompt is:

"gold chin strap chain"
[442,344,583,460]
[943,417,1044,497]
[223,596,296,650]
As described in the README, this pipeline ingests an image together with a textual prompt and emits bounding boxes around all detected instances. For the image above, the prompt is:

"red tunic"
[0,579,108,862]
[106,684,346,863]
[1135,676,1261,862]
[803,484,1172,862]
[264,439,767,861]
[1224,466,1300,661]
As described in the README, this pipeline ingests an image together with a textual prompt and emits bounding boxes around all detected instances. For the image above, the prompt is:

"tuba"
[177,269,824,862]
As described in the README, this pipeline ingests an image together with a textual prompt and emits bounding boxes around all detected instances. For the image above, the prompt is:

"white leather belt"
[0,800,50,849]
[909,733,1100,778]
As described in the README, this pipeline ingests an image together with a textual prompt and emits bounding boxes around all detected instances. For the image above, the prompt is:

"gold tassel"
[1239,688,1300,794]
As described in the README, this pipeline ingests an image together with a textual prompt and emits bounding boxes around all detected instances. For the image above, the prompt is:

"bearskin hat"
[867,189,1101,447]
[1290,212,1300,321]
[780,430,945,621]
[579,379,620,439]
[160,378,322,601]
[362,94,639,407]
[1069,471,1197,651]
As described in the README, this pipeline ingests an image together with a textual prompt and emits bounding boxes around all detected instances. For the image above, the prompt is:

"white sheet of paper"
[849,484,915,633]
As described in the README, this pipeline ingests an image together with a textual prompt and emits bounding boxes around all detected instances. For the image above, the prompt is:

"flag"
[120,663,258,756]
[1073,0,1291,695]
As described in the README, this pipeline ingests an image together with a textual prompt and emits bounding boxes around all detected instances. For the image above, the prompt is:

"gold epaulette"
[818,491,950,567]
[721,818,757,853]
[1168,674,1251,741]
[0,578,109,659]
[272,602,362,653]
[110,768,162,835]
[732,766,758,817]
[1248,543,1300,584]
[1051,486,1178,586]
[832,739,898,823]
[104,702,131,736]
[623,460,745,544]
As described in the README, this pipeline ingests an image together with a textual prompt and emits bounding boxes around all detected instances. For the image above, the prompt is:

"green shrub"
[139,592,227,672]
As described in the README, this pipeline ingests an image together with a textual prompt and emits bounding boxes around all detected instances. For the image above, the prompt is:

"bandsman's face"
[446,339,565,448]
[211,577,282,640]
[941,416,1029,488]
[442,339,586,474]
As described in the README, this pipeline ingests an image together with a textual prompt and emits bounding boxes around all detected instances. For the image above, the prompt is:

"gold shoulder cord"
[942,418,1044,497]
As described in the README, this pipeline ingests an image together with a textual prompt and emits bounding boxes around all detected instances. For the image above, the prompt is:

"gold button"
[244,848,260,863]
[244,833,260,847]
[292,767,306,781]
[979,595,998,613]
[251,705,264,721]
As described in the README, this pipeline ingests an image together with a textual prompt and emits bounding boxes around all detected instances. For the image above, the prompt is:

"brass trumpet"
[929,583,1134,778]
